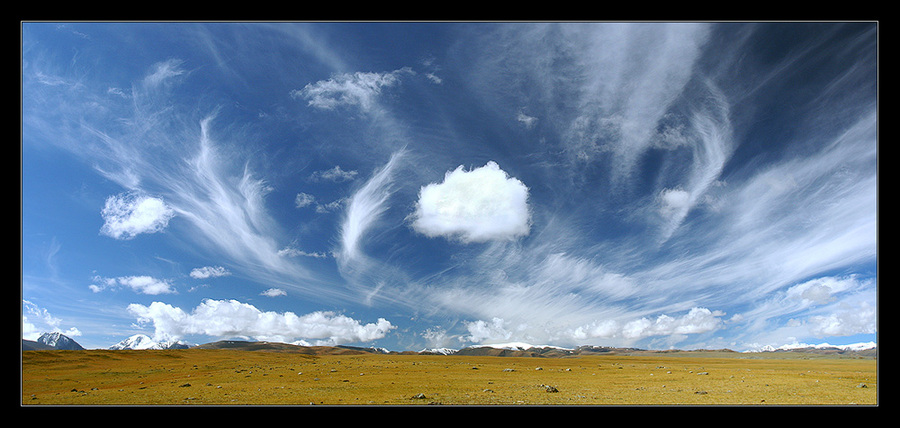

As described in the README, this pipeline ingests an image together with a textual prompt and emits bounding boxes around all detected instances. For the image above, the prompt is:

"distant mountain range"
[21,332,188,351]
[108,334,191,350]
[22,333,877,358]
[21,332,85,351]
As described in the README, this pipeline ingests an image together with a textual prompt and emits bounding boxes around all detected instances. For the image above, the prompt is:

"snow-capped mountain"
[109,334,191,350]
[420,347,458,355]
[37,332,84,350]
[470,342,572,351]
[745,341,877,353]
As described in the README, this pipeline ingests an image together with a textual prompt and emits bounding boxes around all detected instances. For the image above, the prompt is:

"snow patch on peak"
[744,341,877,353]
[109,334,191,350]
[420,347,458,355]
[471,342,572,351]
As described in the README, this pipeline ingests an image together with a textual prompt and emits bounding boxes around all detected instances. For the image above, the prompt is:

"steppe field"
[22,349,877,406]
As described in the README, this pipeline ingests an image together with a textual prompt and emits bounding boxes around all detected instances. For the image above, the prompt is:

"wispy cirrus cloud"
[337,150,406,266]
[21,23,876,353]
[395,23,877,351]
[26,55,330,296]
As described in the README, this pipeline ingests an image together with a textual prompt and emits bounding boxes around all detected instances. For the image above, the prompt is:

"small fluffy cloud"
[100,192,175,240]
[278,247,329,258]
[309,165,358,182]
[294,192,316,208]
[411,161,530,243]
[292,68,413,112]
[90,275,176,295]
[658,188,691,217]
[294,192,347,214]
[463,317,514,344]
[516,111,538,128]
[142,59,185,88]
[127,299,395,345]
[260,288,287,297]
[189,266,231,279]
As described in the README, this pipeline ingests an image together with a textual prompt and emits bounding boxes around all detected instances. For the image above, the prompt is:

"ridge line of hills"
[22,333,877,358]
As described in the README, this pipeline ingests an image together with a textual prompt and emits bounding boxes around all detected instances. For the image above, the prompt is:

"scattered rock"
[179,383,191,387]
[503,368,516,372]
[695,390,708,395]
[411,393,427,399]
[543,385,559,393]
[857,383,868,388]
[697,372,709,375]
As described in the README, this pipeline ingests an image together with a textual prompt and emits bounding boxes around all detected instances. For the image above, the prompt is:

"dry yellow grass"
[22,349,877,406]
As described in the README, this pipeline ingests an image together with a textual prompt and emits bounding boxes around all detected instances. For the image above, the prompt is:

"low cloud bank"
[127,299,395,346]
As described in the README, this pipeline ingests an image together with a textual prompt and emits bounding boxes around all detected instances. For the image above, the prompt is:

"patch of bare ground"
[22,349,877,405]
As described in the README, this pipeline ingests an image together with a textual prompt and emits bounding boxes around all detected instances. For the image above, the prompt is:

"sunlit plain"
[22,349,876,405]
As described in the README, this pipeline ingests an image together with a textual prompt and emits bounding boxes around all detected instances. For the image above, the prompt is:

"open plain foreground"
[22,346,876,406]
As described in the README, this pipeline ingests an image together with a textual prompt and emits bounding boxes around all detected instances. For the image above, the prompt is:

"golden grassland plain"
[22,349,877,406]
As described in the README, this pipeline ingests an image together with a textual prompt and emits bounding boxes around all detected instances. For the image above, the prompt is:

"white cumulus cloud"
[309,165,359,182]
[411,161,531,243]
[808,301,876,337]
[621,307,725,339]
[127,299,395,345]
[100,192,175,240]
[89,275,176,295]
[189,266,231,279]
[260,288,287,297]
[292,68,413,112]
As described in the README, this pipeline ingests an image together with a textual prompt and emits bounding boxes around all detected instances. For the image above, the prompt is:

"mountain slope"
[22,339,55,351]
[36,332,84,350]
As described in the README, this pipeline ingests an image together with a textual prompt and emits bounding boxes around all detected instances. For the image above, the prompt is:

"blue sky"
[22,22,877,352]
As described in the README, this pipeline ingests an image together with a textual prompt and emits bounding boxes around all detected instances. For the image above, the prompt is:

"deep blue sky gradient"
[22,22,877,351]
